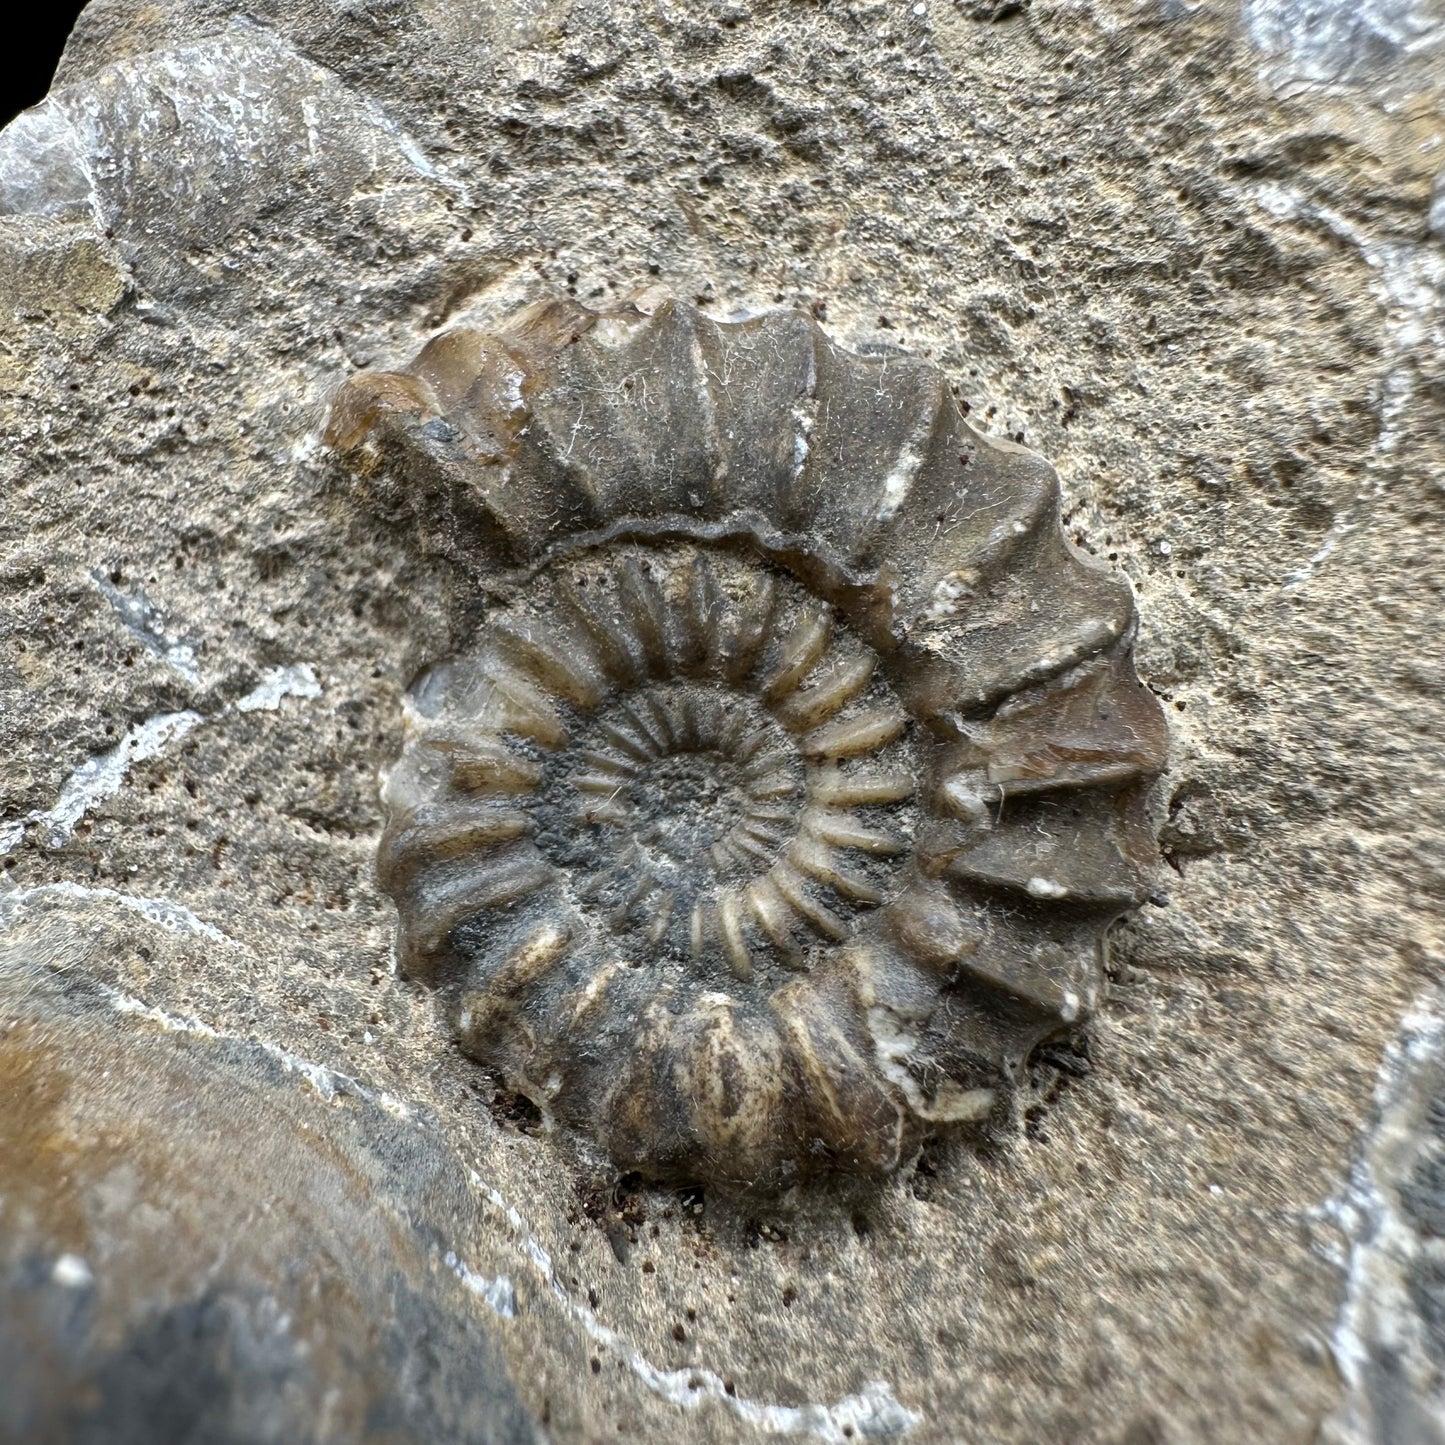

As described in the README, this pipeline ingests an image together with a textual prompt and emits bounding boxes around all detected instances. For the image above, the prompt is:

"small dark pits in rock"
[490,1088,544,1135]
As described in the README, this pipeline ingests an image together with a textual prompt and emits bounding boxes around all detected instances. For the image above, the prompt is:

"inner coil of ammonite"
[329,293,1169,1189]
[390,545,922,985]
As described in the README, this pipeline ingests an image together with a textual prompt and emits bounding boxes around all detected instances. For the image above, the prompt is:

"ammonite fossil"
[327,295,1167,1188]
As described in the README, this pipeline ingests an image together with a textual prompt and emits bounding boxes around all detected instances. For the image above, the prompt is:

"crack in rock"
[464,1170,922,1441]
[0,880,237,945]
[1319,991,1445,1444]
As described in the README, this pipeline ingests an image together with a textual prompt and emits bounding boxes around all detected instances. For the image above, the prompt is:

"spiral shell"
[328,294,1167,1188]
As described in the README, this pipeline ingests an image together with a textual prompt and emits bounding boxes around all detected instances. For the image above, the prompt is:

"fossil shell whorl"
[328,295,1168,1188]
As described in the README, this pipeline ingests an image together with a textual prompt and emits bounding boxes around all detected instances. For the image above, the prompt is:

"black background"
[3,3,90,130]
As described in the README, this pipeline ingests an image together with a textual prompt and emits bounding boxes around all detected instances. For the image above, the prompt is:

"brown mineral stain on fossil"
[0,1025,93,1252]
[327,293,1168,1189]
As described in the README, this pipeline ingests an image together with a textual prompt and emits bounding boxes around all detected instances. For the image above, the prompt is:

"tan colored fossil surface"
[0,1,1442,1442]
[337,298,1167,1191]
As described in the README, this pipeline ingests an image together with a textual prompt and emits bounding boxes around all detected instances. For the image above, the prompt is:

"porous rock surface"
[0,1,1442,1441]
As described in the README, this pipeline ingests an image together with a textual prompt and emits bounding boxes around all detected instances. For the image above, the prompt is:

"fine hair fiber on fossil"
[327,293,1167,1190]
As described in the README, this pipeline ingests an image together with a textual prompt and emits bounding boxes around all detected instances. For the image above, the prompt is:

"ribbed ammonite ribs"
[327,294,1168,1188]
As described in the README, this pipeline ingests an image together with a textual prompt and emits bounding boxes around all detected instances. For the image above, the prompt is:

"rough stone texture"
[0,0,1441,1441]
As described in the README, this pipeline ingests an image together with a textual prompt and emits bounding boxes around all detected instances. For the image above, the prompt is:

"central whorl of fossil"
[331,293,1169,1189]
[398,547,923,992]
[567,685,796,882]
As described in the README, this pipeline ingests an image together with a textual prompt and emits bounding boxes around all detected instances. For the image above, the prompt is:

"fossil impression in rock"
[327,296,1167,1187]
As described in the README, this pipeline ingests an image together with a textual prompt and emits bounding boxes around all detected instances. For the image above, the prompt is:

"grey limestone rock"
[0,0,1443,1441]
[0,955,542,1445]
